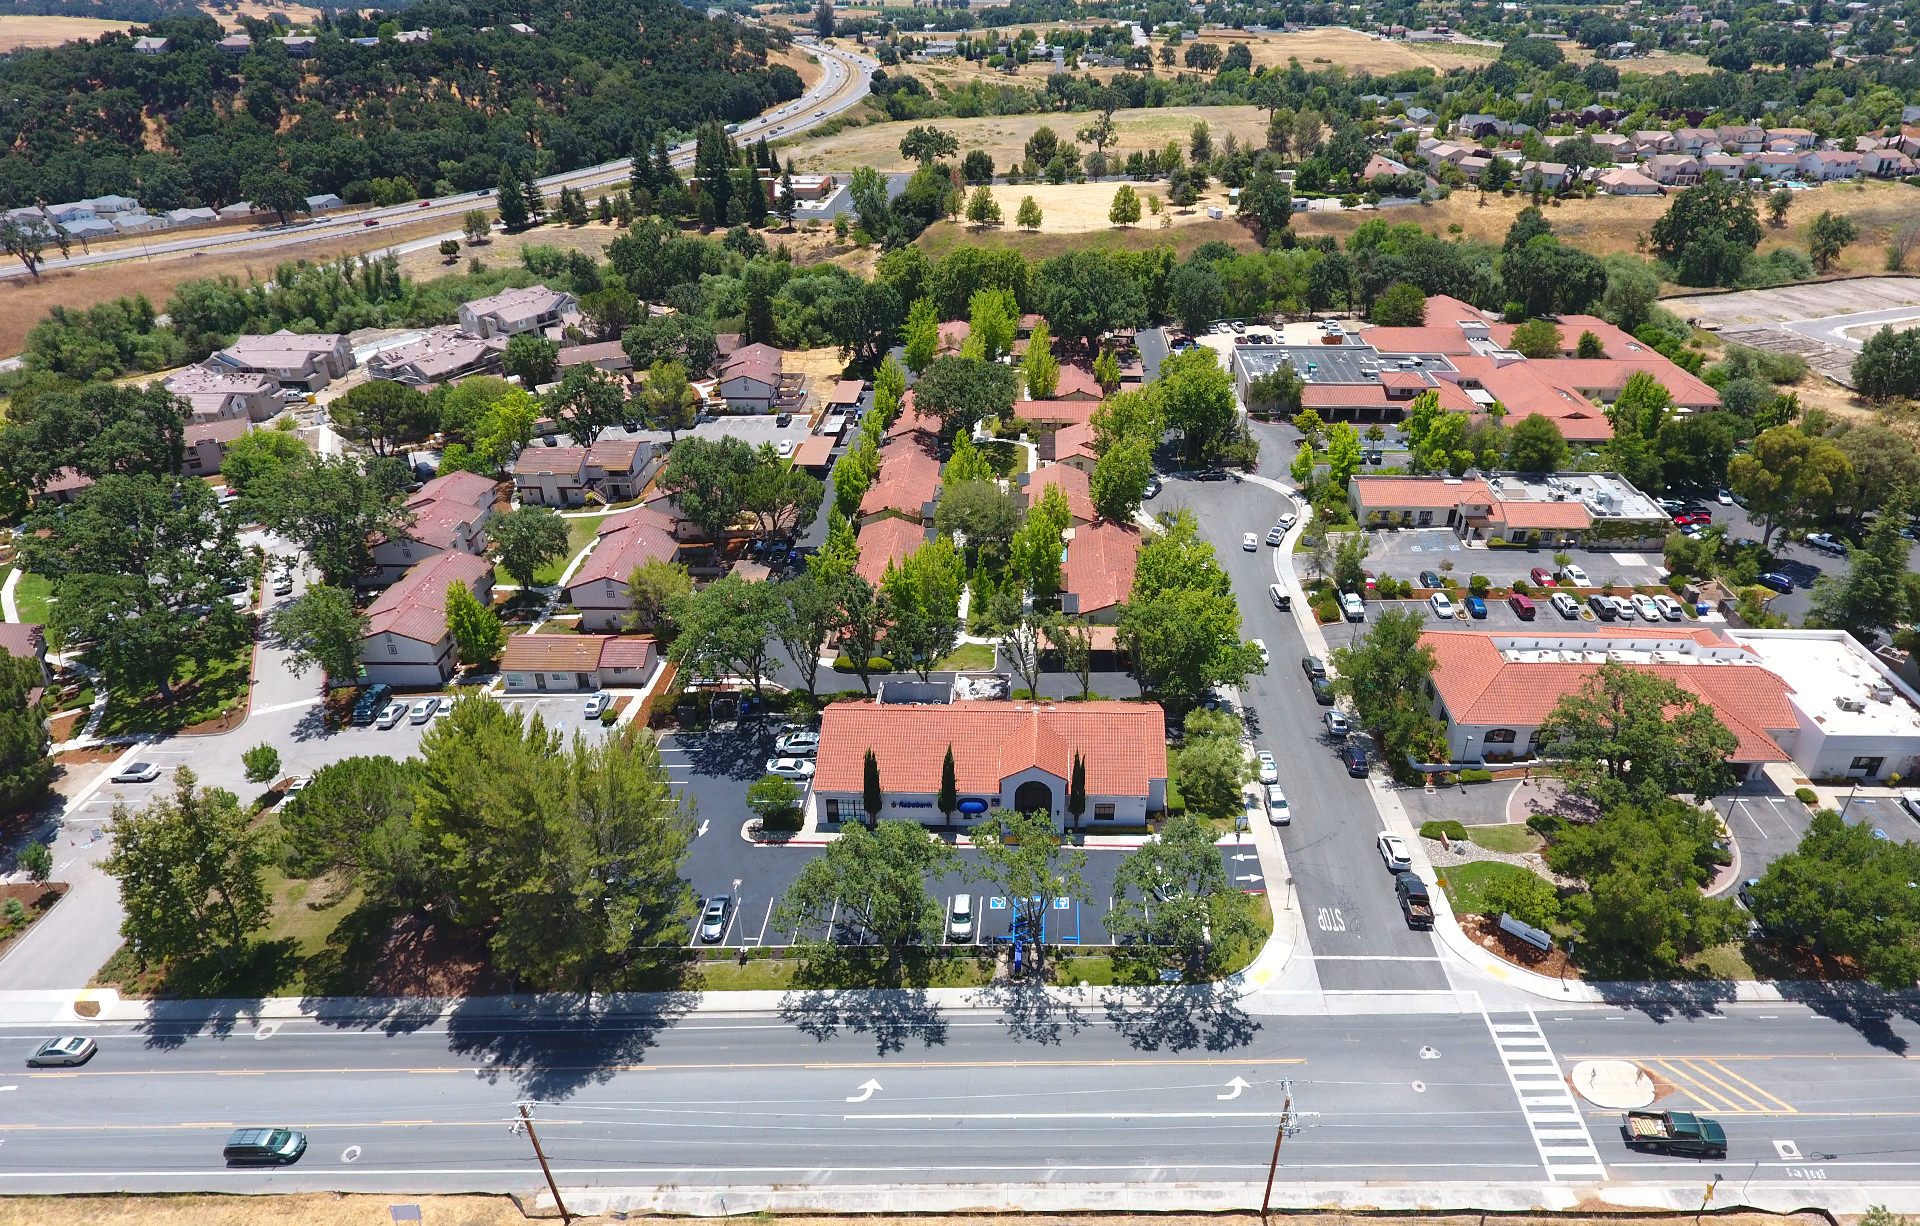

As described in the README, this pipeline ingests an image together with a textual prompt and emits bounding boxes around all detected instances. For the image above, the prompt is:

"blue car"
[1464,595,1487,619]
[1757,572,1794,593]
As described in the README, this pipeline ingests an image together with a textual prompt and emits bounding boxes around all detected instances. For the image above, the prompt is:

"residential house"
[854,515,927,585]
[31,468,95,505]
[1800,150,1864,180]
[458,284,577,339]
[112,211,164,233]
[1019,463,1096,525]
[279,34,317,55]
[366,327,509,386]
[513,439,650,508]
[304,193,345,212]
[1049,365,1104,401]
[1715,124,1767,152]
[1630,130,1675,153]
[73,194,138,215]
[209,331,354,391]
[1038,421,1097,473]
[163,365,282,421]
[0,622,50,705]
[1644,154,1703,185]
[565,505,695,631]
[812,700,1169,830]
[1766,127,1818,149]
[501,635,659,693]
[133,35,169,53]
[1593,166,1662,195]
[181,417,252,477]
[858,439,943,526]
[359,551,494,687]
[216,33,251,53]
[1060,520,1141,623]
[716,342,783,412]
[370,470,498,583]
[165,206,219,226]
[1862,148,1917,177]
[557,340,633,376]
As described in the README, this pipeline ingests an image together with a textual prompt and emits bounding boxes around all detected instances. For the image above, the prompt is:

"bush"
[747,773,805,832]
[1458,768,1494,783]
[1511,579,1531,596]
[1526,812,1567,837]
[1313,595,1342,623]
[1794,787,1818,805]
[1468,574,1491,596]
[600,705,619,725]
[1481,870,1560,929]
[1420,819,1468,841]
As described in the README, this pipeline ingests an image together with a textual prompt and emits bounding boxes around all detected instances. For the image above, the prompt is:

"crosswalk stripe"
[1484,1008,1607,1183]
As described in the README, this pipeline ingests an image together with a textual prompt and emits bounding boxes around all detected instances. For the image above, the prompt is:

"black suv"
[1301,655,1327,681]
[349,683,394,726]
[1343,745,1369,777]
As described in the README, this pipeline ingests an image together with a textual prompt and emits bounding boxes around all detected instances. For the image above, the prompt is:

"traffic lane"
[1177,475,1448,988]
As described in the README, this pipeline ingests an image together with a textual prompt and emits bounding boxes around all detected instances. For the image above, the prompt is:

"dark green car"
[1622,1111,1726,1159]
[223,1127,307,1165]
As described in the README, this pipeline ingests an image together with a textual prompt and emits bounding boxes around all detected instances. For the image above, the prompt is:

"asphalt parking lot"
[1352,529,1668,589]
[659,726,1261,951]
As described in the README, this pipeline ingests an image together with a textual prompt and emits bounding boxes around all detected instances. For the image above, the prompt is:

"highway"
[0,36,875,283]
[0,1000,1915,1195]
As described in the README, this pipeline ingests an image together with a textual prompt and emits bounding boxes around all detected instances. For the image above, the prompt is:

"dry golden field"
[0,15,132,50]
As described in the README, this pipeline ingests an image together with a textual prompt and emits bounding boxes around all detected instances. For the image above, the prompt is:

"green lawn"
[1436,860,1538,918]
[937,643,996,670]
[979,439,1029,477]
[531,512,611,586]
[1466,824,1543,855]
[5,567,54,626]
[95,639,252,736]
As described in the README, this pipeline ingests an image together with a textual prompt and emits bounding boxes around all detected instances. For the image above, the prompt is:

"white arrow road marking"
[1231,854,1259,862]
[0,1086,15,1093]
[1235,874,1264,883]
[1217,1077,1250,1101]
[697,820,710,837]
[845,1079,882,1104]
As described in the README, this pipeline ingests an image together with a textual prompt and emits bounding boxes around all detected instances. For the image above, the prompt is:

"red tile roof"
[1014,399,1100,428]
[1025,462,1096,523]
[1051,364,1103,400]
[1351,476,1492,508]
[1423,630,1796,762]
[598,636,657,670]
[855,515,926,585]
[365,551,493,644]
[571,507,683,590]
[1063,521,1141,615]
[501,633,657,674]
[397,470,497,550]
[859,440,942,520]
[1045,421,1097,464]
[1302,384,1394,408]
[0,623,46,661]
[814,700,1168,797]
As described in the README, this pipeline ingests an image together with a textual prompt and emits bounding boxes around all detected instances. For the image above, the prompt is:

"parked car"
[1266,784,1290,826]
[27,1036,96,1067]
[1311,676,1336,705]
[1268,583,1291,610]
[1418,570,1443,589]
[1376,830,1412,871]
[699,895,731,942]
[1342,591,1365,622]
[583,691,613,719]
[1241,532,1257,551]
[775,730,820,756]
[110,761,162,784]
[1276,512,1297,531]
[1757,572,1795,593]
[350,683,394,726]
[776,440,795,458]
[1508,593,1536,620]
[1560,564,1591,586]
[1717,488,1734,506]
[1654,593,1684,620]
[1266,525,1287,546]
[1632,593,1663,622]
[375,700,408,729]
[765,757,816,779]
[1256,750,1278,783]
[1550,592,1580,619]
[1144,476,1162,498]
[947,893,975,942]
[1301,655,1327,681]
[409,697,440,724]
[1428,592,1456,619]
[1588,593,1617,621]
[1673,511,1712,526]
[223,1127,307,1165]
[1324,710,1349,738]
[1343,745,1368,777]
[1463,595,1487,619]
[272,573,294,597]
[1530,567,1555,587]
[1806,532,1847,556]
[1251,638,1270,666]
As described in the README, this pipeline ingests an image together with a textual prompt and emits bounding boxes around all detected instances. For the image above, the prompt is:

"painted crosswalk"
[1484,1010,1607,1182]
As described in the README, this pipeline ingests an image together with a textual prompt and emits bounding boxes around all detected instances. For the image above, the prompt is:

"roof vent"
[1836,696,1867,713]
[1872,685,1896,703]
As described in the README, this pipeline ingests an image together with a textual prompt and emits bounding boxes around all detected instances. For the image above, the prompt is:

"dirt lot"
[1198,26,1506,73]
[200,0,321,25]
[1666,275,1920,328]
[919,212,1261,263]
[0,1203,1857,1226]
[779,105,1270,175]
[399,221,618,280]
[0,15,133,50]
[950,179,1244,234]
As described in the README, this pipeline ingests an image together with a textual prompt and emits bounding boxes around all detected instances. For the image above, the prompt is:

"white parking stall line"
[1483,1008,1606,1181]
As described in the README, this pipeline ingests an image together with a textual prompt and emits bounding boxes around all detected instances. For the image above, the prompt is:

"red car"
[1673,511,1712,526]
[1530,566,1555,586]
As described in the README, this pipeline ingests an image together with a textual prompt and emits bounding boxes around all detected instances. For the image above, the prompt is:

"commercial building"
[1421,626,1920,784]
[812,699,1169,830]
[1348,471,1669,548]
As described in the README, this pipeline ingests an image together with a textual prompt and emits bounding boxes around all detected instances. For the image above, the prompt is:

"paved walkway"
[1,565,20,622]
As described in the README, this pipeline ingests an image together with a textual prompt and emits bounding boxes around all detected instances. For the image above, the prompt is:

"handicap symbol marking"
[988,897,1007,910]
[1052,897,1072,910]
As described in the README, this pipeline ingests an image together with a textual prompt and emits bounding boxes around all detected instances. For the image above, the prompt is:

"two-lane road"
[1159,470,1449,993]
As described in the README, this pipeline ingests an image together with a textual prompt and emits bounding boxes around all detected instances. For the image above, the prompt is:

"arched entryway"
[1013,780,1053,817]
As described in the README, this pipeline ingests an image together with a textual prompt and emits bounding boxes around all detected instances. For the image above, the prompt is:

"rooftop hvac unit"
[1872,686,1896,703]
[1836,696,1867,713]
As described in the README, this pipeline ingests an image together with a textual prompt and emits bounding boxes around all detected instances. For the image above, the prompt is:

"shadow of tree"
[778,986,949,1054]
[1104,982,1260,1052]
[968,977,1089,1045]
[446,985,698,1101]
[121,938,305,1051]
[1775,982,1917,1054]
[1588,980,1739,1023]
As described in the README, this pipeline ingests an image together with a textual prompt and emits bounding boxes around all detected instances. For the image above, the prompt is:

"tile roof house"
[1038,421,1098,473]
[501,634,659,692]
[1594,166,1663,195]
[854,515,927,586]
[210,331,354,391]
[366,327,509,386]
[1013,398,1102,431]
[858,437,943,526]
[457,285,578,339]
[370,470,499,582]
[557,340,634,375]
[1049,364,1104,402]
[0,622,50,705]
[566,505,694,631]
[812,700,1169,830]
[513,439,651,508]
[1061,521,1141,623]
[1019,462,1096,525]
[360,551,494,687]
[181,416,252,477]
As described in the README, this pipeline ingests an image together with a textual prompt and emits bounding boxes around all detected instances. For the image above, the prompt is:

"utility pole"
[1260,1079,1307,1222]
[516,1101,571,1224]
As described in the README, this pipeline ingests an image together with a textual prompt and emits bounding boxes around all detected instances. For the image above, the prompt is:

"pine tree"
[496,168,529,229]
[520,171,546,224]
[863,748,883,827]
[938,745,958,822]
